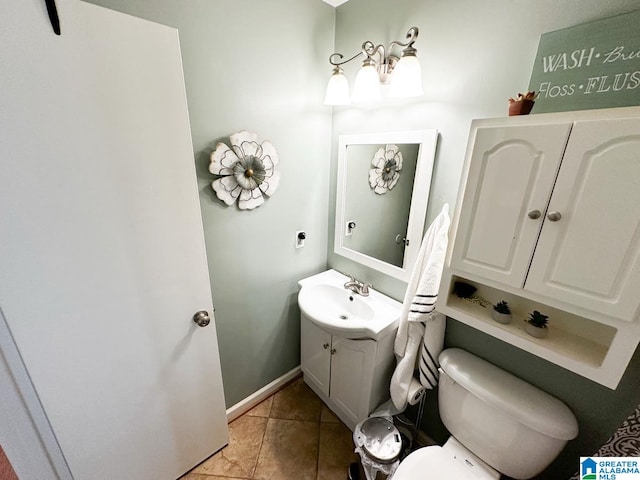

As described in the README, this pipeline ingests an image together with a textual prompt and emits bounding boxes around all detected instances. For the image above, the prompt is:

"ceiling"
[321,0,350,6]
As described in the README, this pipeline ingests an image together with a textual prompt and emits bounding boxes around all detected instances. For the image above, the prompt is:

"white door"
[330,338,376,426]
[526,117,640,322]
[450,123,572,286]
[300,316,332,397]
[0,1,228,479]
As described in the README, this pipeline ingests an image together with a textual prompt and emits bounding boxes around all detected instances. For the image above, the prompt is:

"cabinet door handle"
[527,210,541,220]
[547,211,562,222]
[322,343,329,350]
[330,348,336,355]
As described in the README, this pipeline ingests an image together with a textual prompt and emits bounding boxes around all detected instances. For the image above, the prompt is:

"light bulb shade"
[324,71,351,105]
[388,55,424,98]
[352,64,381,103]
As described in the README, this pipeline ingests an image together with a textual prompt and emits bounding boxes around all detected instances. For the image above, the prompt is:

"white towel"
[418,312,446,389]
[390,204,450,410]
[390,322,425,411]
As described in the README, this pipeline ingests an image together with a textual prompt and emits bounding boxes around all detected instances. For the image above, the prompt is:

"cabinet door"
[526,117,640,321]
[329,338,376,426]
[301,315,332,396]
[451,123,572,286]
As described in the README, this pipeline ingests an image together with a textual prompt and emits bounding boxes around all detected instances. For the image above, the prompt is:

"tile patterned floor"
[181,377,359,480]
[0,445,19,480]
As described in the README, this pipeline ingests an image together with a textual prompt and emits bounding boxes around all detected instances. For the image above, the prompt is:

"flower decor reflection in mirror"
[345,142,418,269]
[369,144,403,194]
[335,130,438,281]
[209,131,280,210]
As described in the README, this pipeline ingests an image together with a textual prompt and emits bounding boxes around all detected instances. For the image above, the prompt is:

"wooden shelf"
[436,275,640,389]
[446,294,611,368]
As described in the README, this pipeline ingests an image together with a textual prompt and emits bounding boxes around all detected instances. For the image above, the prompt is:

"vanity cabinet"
[301,316,333,396]
[301,314,394,430]
[441,107,640,389]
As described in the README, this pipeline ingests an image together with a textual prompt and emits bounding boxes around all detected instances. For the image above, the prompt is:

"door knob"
[330,348,337,355]
[527,210,541,220]
[193,310,210,327]
[323,343,330,350]
[547,211,562,222]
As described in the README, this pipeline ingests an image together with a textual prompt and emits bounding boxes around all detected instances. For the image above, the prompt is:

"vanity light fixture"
[323,27,424,105]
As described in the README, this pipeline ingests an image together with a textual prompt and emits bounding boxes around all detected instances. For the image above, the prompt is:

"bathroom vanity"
[439,106,640,389]
[298,270,401,430]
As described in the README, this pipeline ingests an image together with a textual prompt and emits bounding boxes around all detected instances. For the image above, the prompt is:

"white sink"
[298,270,401,340]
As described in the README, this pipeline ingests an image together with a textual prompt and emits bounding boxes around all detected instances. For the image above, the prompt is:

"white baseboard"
[226,366,302,422]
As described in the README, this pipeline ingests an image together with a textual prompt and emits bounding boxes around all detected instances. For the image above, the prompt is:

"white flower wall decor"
[209,131,281,210]
[368,144,403,195]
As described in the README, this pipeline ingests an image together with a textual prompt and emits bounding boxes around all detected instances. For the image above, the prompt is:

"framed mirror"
[334,130,438,281]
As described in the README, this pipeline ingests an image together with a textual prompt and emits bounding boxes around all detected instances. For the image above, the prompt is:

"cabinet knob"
[547,211,562,222]
[330,348,336,355]
[527,210,541,220]
[322,343,329,350]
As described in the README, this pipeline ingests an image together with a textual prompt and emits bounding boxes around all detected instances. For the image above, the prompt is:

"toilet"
[393,348,578,480]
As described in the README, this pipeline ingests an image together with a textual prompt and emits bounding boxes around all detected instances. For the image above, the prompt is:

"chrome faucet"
[343,273,371,297]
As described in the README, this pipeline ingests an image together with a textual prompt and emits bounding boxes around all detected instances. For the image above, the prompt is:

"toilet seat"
[393,446,480,479]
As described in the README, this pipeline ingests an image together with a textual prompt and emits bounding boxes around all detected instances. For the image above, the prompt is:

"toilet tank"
[438,349,578,480]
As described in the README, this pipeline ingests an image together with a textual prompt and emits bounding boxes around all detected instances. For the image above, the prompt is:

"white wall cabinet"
[450,122,572,287]
[300,314,394,430]
[524,117,640,321]
[441,107,640,389]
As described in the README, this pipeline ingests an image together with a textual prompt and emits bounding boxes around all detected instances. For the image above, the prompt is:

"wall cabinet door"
[451,123,572,287]
[301,316,332,397]
[525,117,640,321]
[329,337,376,425]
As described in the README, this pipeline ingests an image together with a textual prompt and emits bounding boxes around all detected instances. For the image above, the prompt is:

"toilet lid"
[393,446,476,480]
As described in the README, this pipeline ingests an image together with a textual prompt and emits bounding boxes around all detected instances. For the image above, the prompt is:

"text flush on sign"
[528,10,640,113]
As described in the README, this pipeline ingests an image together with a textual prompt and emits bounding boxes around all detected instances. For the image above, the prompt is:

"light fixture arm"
[362,41,386,64]
[327,27,419,83]
[389,26,419,51]
[323,26,422,104]
[328,51,364,67]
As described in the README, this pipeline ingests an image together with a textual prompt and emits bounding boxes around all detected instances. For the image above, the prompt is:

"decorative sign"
[528,10,640,113]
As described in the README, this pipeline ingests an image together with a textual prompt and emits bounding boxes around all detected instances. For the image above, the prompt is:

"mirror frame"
[334,129,438,281]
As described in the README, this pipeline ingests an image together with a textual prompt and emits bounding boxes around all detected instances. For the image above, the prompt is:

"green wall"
[80,1,640,478]
[329,1,640,479]
[84,0,336,407]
